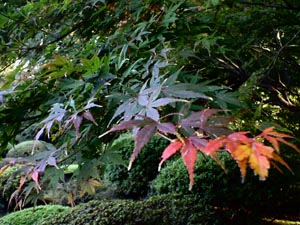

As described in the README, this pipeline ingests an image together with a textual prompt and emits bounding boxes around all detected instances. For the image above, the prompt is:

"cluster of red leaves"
[160,127,299,190]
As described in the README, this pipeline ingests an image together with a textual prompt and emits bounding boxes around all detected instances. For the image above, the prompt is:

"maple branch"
[174,131,185,144]
[156,132,173,142]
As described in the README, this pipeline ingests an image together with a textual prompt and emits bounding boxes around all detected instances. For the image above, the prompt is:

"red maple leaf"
[159,138,201,190]
[180,139,198,190]
[158,140,183,171]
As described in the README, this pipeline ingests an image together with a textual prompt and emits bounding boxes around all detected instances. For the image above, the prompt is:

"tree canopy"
[0,0,300,208]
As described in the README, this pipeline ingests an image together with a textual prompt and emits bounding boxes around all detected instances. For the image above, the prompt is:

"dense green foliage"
[0,0,300,216]
[0,205,71,225]
[105,134,167,198]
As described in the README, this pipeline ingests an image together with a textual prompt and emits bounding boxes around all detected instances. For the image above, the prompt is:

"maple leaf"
[179,109,231,137]
[162,83,213,100]
[179,109,220,128]
[18,176,27,192]
[249,142,274,180]
[231,143,252,179]
[100,116,178,171]
[99,119,150,138]
[30,170,41,191]
[180,139,198,191]
[79,178,101,197]
[82,111,98,126]
[204,136,227,155]
[258,127,300,153]
[156,122,177,134]
[158,140,183,171]
[35,100,100,141]
[159,138,200,190]
[128,124,156,170]
[35,103,67,140]
[189,135,208,152]
[232,143,252,161]
[227,131,251,142]
[228,137,274,181]
[64,114,83,139]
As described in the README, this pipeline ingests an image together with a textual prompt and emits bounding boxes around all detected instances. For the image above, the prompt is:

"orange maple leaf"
[231,143,252,178]
[249,142,273,180]
[204,128,298,182]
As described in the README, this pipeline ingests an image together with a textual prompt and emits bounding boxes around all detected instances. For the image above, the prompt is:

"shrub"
[6,140,52,158]
[0,205,71,225]
[39,194,256,225]
[151,151,300,216]
[104,134,168,199]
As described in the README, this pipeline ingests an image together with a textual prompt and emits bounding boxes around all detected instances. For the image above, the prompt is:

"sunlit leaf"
[204,136,226,155]
[47,156,59,169]
[149,98,185,107]
[158,139,183,171]
[146,107,160,121]
[228,132,251,142]
[180,139,198,191]
[29,171,41,190]
[231,143,252,178]
[249,148,271,181]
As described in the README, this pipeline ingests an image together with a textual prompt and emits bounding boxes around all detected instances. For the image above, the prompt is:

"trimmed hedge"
[0,195,264,225]
[39,194,258,225]
[0,205,71,225]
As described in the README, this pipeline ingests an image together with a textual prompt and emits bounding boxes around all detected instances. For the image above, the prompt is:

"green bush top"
[0,205,71,225]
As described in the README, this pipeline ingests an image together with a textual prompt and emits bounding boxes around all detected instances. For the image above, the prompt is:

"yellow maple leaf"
[233,144,252,161]
[249,148,271,180]
[232,144,252,179]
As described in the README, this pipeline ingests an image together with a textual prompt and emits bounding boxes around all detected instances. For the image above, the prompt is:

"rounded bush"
[104,134,168,198]
[151,151,300,215]
[6,140,52,158]
[0,205,71,225]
